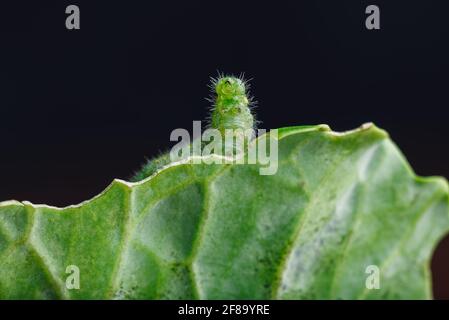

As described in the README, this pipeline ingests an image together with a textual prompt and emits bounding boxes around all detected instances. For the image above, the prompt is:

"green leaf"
[0,124,448,299]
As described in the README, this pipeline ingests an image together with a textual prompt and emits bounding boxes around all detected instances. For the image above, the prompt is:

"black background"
[0,0,448,298]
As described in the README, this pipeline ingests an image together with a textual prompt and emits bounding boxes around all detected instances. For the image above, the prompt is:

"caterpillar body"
[131,74,256,182]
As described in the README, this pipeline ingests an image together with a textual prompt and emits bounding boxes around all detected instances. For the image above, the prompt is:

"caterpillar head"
[215,76,246,98]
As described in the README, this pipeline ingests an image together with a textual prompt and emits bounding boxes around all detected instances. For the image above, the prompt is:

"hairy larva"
[130,73,256,182]
[209,73,255,133]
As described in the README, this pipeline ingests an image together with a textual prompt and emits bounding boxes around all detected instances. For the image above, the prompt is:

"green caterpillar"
[130,74,256,182]
[210,74,255,135]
